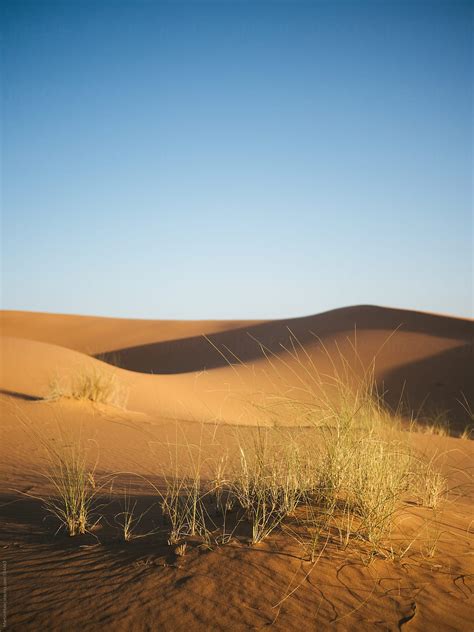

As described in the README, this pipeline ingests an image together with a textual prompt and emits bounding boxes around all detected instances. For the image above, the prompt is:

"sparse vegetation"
[160,474,210,545]
[28,340,453,563]
[44,442,97,535]
[37,435,100,536]
[457,393,474,439]
[48,366,127,407]
[460,426,473,440]
[175,542,187,557]
[146,338,449,559]
[413,457,447,509]
[422,422,449,437]
[230,435,297,544]
[156,425,214,547]
[114,491,141,542]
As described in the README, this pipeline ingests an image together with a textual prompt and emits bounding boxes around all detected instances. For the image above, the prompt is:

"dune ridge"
[1,305,472,428]
[1,305,473,630]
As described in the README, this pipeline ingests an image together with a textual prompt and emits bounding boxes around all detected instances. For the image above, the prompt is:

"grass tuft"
[48,367,128,407]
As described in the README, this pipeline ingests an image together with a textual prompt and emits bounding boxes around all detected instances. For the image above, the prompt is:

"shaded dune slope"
[0,310,261,355]
[1,305,472,429]
[1,307,473,632]
[97,305,472,374]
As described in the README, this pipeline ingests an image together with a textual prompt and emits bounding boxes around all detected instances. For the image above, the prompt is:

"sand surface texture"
[1,305,473,630]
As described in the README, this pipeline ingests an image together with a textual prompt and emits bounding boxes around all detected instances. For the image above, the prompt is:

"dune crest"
[1,305,473,631]
[1,305,472,428]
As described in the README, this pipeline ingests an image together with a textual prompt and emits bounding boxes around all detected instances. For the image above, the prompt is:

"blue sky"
[2,0,472,319]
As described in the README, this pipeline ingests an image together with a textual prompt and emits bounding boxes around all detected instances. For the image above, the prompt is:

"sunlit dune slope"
[0,310,261,355]
[1,308,474,631]
[1,305,472,428]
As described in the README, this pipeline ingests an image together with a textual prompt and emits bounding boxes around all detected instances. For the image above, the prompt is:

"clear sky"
[1,0,472,319]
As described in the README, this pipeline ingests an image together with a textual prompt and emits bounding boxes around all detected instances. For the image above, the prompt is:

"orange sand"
[1,305,473,630]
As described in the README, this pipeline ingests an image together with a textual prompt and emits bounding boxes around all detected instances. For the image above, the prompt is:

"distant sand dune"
[1,305,473,631]
[0,309,261,354]
[1,305,472,429]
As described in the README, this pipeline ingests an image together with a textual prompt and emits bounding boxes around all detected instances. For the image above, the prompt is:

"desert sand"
[0,304,473,630]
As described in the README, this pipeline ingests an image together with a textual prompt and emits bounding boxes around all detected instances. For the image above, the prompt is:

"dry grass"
[20,426,102,536]
[175,542,187,557]
[422,422,450,437]
[48,366,127,407]
[229,428,416,552]
[413,456,447,509]
[141,334,451,559]
[195,332,449,557]
[457,393,474,439]
[42,440,98,535]
[24,334,452,561]
[418,402,473,439]
[160,475,210,545]
[418,407,451,436]
[459,426,473,440]
[230,433,299,543]
[114,490,143,542]
[154,425,215,547]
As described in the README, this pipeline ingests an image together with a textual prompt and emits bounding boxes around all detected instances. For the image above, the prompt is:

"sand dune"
[2,304,471,364]
[1,305,473,630]
[1,305,472,428]
[0,310,261,355]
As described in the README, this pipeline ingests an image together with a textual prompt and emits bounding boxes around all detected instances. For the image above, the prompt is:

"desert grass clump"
[417,406,452,437]
[342,439,413,545]
[422,423,449,437]
[459,426,473,440]
[457,393,474,439]
[230,430,312,544]
[41,439,99,536]
[48,366,127,407]
[116,500,136,541]
[154,425,215,547]
[239,332,444,555]
[232,443,286,544]
[211,454,231,515]
[307,420,415,550]
[290,358,414,548]
[175,542,187,557]
[161,475,210,544]
[147,332,448,559]
[413,458,447,509]
[16,414,102,536]
[114,489,151,542]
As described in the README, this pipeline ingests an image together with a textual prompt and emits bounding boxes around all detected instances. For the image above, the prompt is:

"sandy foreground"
[0,305,473,630]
